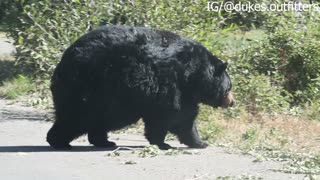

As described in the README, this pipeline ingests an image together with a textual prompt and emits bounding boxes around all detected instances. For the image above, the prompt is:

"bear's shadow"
[0,145,147,153]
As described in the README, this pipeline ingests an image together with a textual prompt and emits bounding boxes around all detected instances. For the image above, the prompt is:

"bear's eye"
[223,88,231,97]
[224,91,229,97]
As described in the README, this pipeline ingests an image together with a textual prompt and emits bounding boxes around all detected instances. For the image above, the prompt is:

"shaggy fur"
[47,25,234,150]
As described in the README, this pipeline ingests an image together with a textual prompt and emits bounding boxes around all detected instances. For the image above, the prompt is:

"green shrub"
[242,128,258,141]
[262,12,318,104]
[232,11,320,108]
[303,100,320,122]
[0,0,14,24]
[232,73,290,113]
[2,0,112,102]
[4,0,272,78]
[3,0,320,116]
[0,75,34,99]
[7,0,111,76]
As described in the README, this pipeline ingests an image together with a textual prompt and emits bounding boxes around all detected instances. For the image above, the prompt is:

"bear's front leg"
[171,123,208,149]
[168,104,209,149]
[143,114,172,150]
[88,130,116,148]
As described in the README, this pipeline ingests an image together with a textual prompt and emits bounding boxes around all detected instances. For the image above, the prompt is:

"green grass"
[0,75,35,99]
[304,101,320,122]
[211,29,266,57]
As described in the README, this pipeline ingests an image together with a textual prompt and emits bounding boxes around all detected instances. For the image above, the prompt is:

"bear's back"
[57,25,204,72]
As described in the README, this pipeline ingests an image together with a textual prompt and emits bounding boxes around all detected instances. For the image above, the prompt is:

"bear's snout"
[222,91,234,108]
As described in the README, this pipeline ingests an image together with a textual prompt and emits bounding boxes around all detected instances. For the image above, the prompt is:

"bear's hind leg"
[48,80,89,149]
[47,95,87,149]
[47,121,85,149]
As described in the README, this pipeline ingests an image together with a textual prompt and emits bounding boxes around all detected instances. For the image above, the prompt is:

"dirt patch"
[210,114,320,154]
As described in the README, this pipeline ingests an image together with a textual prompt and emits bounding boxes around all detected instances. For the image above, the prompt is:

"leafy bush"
[240,11,320,105]
[0,0,12,24]
[242,127,258,141]
[3,0,320,118]
[231,73,290,113]
[216,0,269,29]
[4,0,274,78]
[2,0,112,103]
[303,101,320,122]
[6,0,111,76]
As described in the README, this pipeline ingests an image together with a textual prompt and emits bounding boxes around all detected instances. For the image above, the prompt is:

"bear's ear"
[215,62,228,75]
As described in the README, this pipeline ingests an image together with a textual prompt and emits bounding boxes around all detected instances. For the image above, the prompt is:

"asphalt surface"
[0,99,306,180]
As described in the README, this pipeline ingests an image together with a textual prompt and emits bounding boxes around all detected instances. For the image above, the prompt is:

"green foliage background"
[1,0,320,118]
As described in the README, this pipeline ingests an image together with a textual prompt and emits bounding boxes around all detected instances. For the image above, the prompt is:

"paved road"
[0,33,15,58]
[0,100,306,180]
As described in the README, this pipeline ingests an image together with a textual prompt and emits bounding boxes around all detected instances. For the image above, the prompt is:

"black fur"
[47,25,233,150]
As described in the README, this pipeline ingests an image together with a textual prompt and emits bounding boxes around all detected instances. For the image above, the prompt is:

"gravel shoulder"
[0,99,305,180]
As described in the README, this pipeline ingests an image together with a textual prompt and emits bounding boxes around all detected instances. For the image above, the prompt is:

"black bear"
[47,25,234,150]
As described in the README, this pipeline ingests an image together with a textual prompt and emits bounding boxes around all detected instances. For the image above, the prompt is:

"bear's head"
[195,55,234,108]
